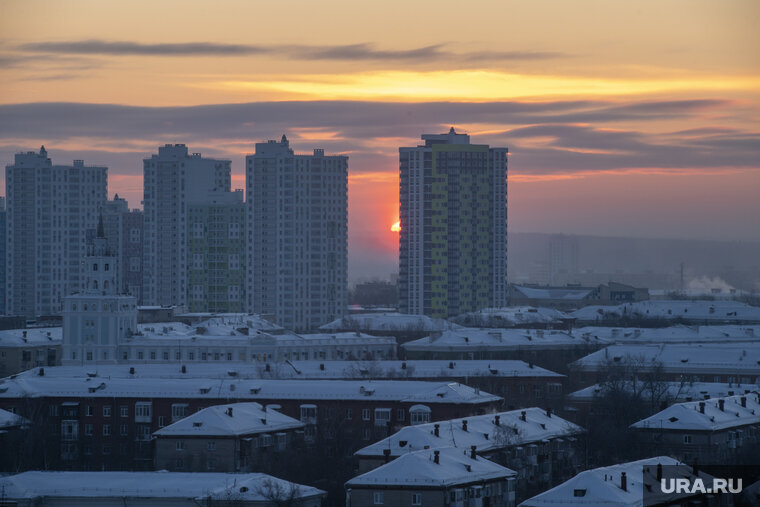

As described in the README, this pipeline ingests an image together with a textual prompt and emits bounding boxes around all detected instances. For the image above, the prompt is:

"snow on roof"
[519,456,710,507]
[0,407,27,429]
[0,327,61,347]
[347,447,516,488]
[631,394,760,432]
[402,328,583,352]
[453,307,572,327]
[0,376,499,404]
[355,407,583,458]
[513,286,595,301]
[571,343,760,375]
[12,360,562,382]
[570,325,760,344]
[0,471,325,501]
[154,402,303,437]
[568,381,758,403]
[572,300,760,323]
[321,313,461,332]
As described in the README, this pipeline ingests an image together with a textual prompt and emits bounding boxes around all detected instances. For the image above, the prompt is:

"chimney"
[433,450,440,464]
[265,363,271,372]
[620,472,627,492]
[449,362,454,369]
[470,445,477,459]
[383,448,391,463]
[226,407,233,417]
[546,408,552,418]
[181,365,187,374]
[741,396,747,408]
[319,363,325,370]
[462,420,468,432]
[657,463,663,481]
[401,362,407,369]
[494,415,501,426]
[692,459,698,476]
[38,367,45,376]
[434,424,440,437]
[718,399,725,411]
[699,402,705,414]
[129,367,135,375]
[521,411,527,422]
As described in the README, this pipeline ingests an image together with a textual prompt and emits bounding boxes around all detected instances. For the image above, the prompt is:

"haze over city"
[1,0,759,282]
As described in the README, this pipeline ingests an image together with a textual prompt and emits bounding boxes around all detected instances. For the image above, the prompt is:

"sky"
[1,0,759,281]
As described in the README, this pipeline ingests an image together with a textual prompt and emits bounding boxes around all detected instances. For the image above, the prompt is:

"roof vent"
[520,411,527,422]
[433,450,440,464]
[226,407,234,417]
[193,422,203,427]
[621,472,627,491]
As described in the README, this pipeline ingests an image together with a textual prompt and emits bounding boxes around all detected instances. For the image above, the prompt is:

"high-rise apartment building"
[5,147,107,318]
[399,129,508,318]
[102,194,144,303]
[246,135,348,331]
[0,197,6,316]
[187,190,245,313]
[142,144,231,308]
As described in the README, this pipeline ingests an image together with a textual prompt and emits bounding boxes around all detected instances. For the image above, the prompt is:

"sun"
[390,221,401,232]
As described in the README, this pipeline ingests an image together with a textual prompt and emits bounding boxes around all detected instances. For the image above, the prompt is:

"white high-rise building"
[5,147,107,318]
[62,217,137,364]
[142,144,231,307]
[246,135,348,332]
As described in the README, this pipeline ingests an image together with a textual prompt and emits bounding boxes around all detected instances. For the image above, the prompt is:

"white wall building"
[5,147,107,318]
[246,135,348,332]
[62,218,137,364]
[142,144,231,307]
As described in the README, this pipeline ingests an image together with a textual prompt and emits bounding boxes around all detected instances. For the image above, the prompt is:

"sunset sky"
[1,0,759,281]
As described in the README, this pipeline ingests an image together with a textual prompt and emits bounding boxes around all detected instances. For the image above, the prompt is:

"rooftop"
[347,447,515,488]
[631,394,760,432]
[572,300,760,323]
[571,325,760,344]
[0,376,500,404]
[321,312,460,332]
[512,286,595,301]
[453,307,573,327]
[402,328,582,352]
[571,343,760,374]
[0,407,27,429]
[355,407,583,458]
[0,471,325,502]
[568,381,758,404]
[519,456,711,507]
[0,327,61,347]
[154,402,303,437]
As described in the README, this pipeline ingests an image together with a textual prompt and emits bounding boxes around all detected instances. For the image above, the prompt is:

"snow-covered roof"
[631,394,760,432]
[513,286,595,301]
[519,456,710,507]
[572,300,760,323]
[154,402,304,437]
[0,407,27,429]
[402,328,584,352]
[571,343,760,375]
[0,471,325,502]
[321,313,460,332]
[347,447,516,488]
[0,376,499,404]
[12,360,562,382]
[570,325,760,344]
[568,381,758,404]
[355,407,583,458]
[0,327,62,347]
[453,307,572,327]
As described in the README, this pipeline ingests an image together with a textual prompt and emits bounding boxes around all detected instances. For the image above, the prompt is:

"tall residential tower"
[5,147,107,318]
[246,135,348,331]
[399,129,508,317]
[142,144,231,307]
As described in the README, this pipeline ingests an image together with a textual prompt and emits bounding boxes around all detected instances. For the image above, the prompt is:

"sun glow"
[391,221,401,232]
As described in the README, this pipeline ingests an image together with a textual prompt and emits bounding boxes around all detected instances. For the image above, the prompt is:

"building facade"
[399,129,508,318]
[187,190,245,313]
[102,194,144,303]
[246,136,348,332]
[143,144,231,307]
[5,147,107,318]
[0,196,5,315]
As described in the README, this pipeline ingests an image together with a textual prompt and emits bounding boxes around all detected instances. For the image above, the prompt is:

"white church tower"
[63,216,138,364]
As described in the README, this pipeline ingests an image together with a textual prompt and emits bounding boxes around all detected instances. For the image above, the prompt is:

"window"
[120,424,128,436]
[374,408,391,427]
[158,416,166,427]
[86,406,94,417]
[103,424,111,436]
[103,406,112,417]
[84,423,93,436]
[172,404,189,422]
[411,492,422,505]
[49,405,59,417]
[206,458,217,470]
[135,402,152,423]
[300,405,317,424]
[207,441,216,451]
[373,491,384,504]
[410,406,431,425]
[176,458,184,469]
[176,440,185,451]
[397,409,405,422]
[362,427,371,440]
[150,351,156,360]
[120,406,129,418]
[102,444,112,455]
[345,408,353,420]
[684,435,692,444]
[260,434,273,447]
[362,408,371,421]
